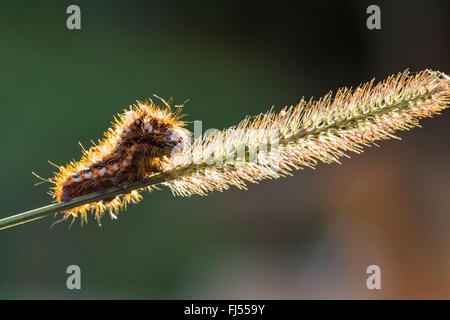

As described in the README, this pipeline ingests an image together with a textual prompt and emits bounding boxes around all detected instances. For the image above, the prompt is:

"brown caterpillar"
[50,98,191,223]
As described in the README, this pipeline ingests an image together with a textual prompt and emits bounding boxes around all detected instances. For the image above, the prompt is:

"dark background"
[0,0,449,299]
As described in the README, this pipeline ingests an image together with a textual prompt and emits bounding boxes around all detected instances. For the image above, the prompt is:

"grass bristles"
[165,69,449,196]
[0,68,448,229]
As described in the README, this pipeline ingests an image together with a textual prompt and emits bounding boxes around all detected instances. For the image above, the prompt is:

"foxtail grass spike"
[0,68,448,229]
[166,69,449,196]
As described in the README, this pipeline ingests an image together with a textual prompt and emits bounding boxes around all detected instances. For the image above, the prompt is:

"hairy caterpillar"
[50,98,191,223]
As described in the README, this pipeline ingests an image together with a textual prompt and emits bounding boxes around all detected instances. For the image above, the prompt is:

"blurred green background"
[0,0,449,299]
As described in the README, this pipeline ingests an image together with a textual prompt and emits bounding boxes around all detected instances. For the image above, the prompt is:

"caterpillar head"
[121,101,191,159]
